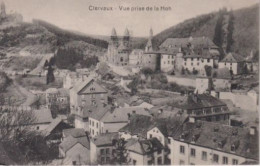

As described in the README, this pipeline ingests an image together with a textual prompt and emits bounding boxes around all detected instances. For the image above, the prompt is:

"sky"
[2,0,259,37]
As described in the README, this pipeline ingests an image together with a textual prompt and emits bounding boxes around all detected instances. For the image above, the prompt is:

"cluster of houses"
[36,74,258,165]
[105,28,258,76]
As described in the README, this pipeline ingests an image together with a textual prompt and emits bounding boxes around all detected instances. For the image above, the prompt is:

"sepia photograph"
[0,0,259,165]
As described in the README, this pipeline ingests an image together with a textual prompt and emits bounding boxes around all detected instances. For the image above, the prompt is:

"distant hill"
[135,4,259,57]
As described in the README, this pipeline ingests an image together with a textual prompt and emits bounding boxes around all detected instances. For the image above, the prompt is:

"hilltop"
[134,4,259,57]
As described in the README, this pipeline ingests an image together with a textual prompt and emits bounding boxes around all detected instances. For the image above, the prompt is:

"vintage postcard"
[0,0,259,165]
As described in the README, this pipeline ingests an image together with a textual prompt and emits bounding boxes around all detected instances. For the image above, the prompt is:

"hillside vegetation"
[135,4,259,57]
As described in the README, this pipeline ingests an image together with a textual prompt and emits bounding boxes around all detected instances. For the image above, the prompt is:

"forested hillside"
[134,4,259,57]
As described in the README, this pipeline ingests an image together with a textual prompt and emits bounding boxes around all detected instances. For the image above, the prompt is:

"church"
[106,28,132,66]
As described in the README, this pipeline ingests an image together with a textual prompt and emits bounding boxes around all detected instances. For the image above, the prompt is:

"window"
[191,63,193,66]
[157,157,162,165]
[92,121,94,126]
[168,61,170,64]
[96,122,98,128]
[101,157,105,164]
[92,129,94,135]
[72,161,76,165]
[180,145,185,154]
[149,134,152,138]
[223,156,228,164]
[89,120,91,125]
[148,160,153,165]
[36,126,39,130]
[191,58,194,61]
[232,159,238,165]
[190,148,196,157]
[106,148,110,154]
[133,160,137,165]
[184,62,187,66]
[197,62,199,66]
[106,157,110,162]
[100,149,105,155]
[168,138,171,144]
[213,154,219,163]
[168,55,170,59]
[197,57,199,61]
[158,149,162,154]
[207,59,210,62]
[184,58,187,61]
[179,160,185,165]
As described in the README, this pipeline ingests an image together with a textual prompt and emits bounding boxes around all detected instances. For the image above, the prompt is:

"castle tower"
[145,28,153,52]
[0,2,6,19]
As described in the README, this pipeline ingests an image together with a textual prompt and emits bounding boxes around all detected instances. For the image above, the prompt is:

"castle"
[106,28,132,66]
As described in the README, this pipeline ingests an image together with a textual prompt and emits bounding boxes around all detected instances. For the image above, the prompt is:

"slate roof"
[89,105,111,121]
[221,53,245,63]
[59,135,90,153]
[91,132,119,147]
[63,128,86,138]
[119,114,152,138]
[71,77,107,94]
[169,94,227,110]
[172,121,259,160]
[126,138,164,155]
[160,37,217,49]
[101,106,151,123]
[33,108,52,124]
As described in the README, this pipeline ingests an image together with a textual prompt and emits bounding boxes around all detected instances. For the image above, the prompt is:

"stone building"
[106,28,131,66]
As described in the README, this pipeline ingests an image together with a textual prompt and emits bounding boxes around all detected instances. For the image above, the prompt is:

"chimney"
[189,117,195,123]
[250,126,256,135]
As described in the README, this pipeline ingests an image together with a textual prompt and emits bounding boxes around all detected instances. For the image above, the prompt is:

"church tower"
[145,28,153,52]
[123,28,130,47]
[111,28,119,46]
[0,2,6,19]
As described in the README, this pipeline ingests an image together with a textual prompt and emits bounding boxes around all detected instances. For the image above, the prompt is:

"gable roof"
[71,77,107,94]
[89,105,111,121]
[126,138,164,155]
[63,128,86,138]
[59,135,90,153]
[101,106,151,123]
[221,53,245,63]
[91,132,118,147]
[172,121,259,160]
[33,108,52,124]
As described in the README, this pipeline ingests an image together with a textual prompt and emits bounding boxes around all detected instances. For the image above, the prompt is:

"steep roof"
[63,128,86,138]
[124,28,130,36]
[172,121,259,160]
[119,114,152,138]
[33,108,52,124]
[91,132,118,147]
[89,105,111,121]
[111,28,117,36]
[126,138,164,155]
[169,94,227,110]
[59,135,90,153]
[221,53,245,63]
[101,106,151,123]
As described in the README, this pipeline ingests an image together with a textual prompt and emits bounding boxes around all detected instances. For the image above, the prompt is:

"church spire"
[0,2,6,18]
[111,28,117,37]
[149,27,153,38]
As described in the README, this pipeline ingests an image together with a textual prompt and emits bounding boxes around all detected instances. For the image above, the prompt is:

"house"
[129,49,144,66]
[125,137,165,165]
[119,114,152,140]
[159,37,220,73]
[63,71,88,89]
[29,108,53,131]
[44,118,72,144]
[89,106,151,137]
[168,119,259,165]
[219,53,245,75]
[59,135,90,165]
[62,128,87,140]
[168,93,231,123]
[90,132,118,164]
[70,77,108,114]
[46,88,70,111]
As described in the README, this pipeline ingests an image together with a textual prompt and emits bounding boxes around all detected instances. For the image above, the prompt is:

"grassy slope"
[134,4,259,56]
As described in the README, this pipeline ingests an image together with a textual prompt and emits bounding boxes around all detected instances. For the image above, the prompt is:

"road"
[12,78,38,106]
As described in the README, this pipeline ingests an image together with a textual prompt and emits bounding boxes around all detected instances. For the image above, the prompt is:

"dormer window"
[231,140,240,152]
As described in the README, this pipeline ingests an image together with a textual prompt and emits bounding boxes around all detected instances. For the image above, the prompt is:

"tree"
[127,77,139,95]
[43,60,49,68]
[140,67,154,75]
[226,11,235,53]
[112,138,128,164]
[97,62,110,77]
[204,65,212,77]
[46,65,55,84]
